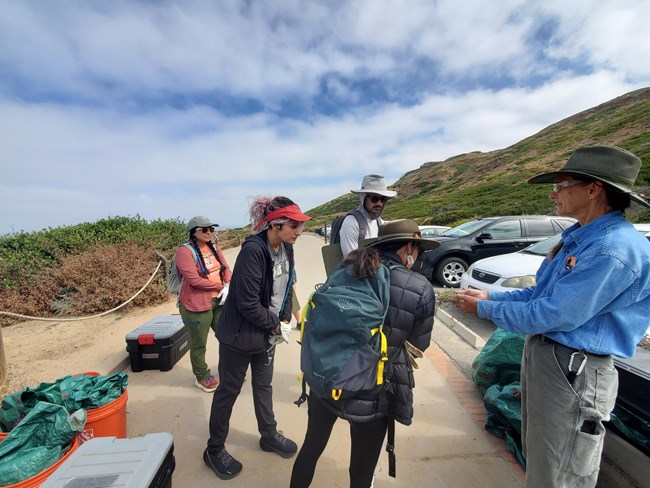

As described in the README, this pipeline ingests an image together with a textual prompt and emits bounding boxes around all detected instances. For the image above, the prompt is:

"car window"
[420,230,436,237]
[485,220,522,239]
[443,220,493,237]
[522,234,562,255]
[526,219,555,237]
[554,218,576,231]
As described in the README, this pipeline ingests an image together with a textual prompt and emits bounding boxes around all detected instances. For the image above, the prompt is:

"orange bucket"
[75,372,128,441]
[0,434,79,487]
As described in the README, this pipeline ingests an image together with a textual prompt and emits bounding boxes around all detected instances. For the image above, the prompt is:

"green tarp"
[0,372,128,485]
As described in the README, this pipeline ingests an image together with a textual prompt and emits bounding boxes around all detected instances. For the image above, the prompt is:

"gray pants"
[521,335,618,488]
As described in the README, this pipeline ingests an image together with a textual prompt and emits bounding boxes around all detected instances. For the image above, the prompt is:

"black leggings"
[290,394,388,488]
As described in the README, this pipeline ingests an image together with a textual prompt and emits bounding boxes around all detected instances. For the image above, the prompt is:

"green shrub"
[0,216,245,324]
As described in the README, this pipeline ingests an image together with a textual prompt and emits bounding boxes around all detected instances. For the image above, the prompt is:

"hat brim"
[363,235,440,251]
[528,171,650,208]
[189,222,219,230]
[350,189,397,198]
[282,211,312,222]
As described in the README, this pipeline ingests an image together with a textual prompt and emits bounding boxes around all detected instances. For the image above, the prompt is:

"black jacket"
[318,252,435,425]
[216,230,294,354]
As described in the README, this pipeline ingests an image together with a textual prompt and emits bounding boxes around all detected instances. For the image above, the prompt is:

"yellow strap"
[376,328,388,385]
[332,389,342,400]
[369,326,388,386]
[299,295,315,342]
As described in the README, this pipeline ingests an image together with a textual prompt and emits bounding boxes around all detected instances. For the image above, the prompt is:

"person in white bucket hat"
[338,174,398,257]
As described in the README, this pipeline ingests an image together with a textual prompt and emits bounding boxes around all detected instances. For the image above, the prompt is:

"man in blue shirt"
[455,145,650,488]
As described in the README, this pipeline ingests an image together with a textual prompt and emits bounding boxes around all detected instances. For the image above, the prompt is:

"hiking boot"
[259,431,297,458]
[203,447,242,480]
[195,375,218,393]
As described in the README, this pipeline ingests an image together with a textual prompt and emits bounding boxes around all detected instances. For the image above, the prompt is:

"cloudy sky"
[1,1,649,235]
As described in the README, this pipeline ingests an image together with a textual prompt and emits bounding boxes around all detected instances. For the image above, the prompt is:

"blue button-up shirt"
[478,211,650,358]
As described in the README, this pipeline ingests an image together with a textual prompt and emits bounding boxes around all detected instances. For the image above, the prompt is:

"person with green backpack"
[290,219,438,488]
[175,216,232,393]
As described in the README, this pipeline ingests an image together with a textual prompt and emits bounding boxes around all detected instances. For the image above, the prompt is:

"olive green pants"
[179,298,222,381]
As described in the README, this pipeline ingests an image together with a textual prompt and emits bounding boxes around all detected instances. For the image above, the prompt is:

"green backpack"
[299,263,391,401]
[167,243,199,295]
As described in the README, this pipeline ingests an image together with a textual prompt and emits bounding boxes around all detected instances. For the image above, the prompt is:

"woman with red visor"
[203,196,311,480]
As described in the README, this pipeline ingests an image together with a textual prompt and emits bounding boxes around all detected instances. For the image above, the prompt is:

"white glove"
[218,283,230,306]
[280,321,292,343]
[268,322,292,346]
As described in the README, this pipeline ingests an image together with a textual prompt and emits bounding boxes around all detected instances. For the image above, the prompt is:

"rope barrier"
[0,260,164,322]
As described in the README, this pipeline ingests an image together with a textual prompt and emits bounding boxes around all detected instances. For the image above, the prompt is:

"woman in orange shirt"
[175,216,232,392]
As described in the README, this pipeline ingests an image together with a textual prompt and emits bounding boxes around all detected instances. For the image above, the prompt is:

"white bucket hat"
[350,174,397,198]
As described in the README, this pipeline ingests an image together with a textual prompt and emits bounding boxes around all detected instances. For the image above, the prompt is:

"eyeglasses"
[199,227,215,234]
[552,180,585,193]
[367,195,388,204]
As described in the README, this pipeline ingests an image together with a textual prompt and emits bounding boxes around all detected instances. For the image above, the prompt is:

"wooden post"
[0,325,6,387]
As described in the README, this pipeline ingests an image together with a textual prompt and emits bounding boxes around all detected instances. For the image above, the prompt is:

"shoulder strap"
[182,242,206,274]
[387,400,396,477]
[181,242,198,261]
[350,209,368,239]
[279,268,295,317]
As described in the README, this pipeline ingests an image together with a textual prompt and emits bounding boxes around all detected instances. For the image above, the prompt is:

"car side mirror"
[476,232,493,243]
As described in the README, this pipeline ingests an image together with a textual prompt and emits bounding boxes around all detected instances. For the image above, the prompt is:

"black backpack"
[329,209,368,244]
[322,210,383,276]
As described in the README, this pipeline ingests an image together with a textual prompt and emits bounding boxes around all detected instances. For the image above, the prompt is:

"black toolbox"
[42,432,175,487]
[125,314,189,372]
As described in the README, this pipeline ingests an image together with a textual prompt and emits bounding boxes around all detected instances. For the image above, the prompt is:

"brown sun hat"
[365,219,440,250]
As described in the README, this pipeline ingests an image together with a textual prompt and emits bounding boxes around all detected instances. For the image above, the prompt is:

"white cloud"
[0,1,648,235]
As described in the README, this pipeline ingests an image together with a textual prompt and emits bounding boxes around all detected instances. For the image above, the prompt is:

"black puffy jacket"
[216,230,294,354]
[317,252,435,425]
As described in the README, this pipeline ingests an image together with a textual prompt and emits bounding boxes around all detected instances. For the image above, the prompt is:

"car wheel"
[434,257,468,288]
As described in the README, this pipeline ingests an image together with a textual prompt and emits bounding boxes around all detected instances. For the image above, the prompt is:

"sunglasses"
[199,227,216,234]
[552,180,585,193]
[367,195,388,204]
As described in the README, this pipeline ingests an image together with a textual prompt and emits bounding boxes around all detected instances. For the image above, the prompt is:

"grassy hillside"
[307,87,650,228]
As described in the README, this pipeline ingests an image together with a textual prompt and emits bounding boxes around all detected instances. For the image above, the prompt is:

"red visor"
[253,204,312,230]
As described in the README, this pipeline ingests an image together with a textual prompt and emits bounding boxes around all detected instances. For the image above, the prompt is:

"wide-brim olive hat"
[365,219,440,250]
[528,145,650,208]
[188,216,219,231]
[350,174,398,198]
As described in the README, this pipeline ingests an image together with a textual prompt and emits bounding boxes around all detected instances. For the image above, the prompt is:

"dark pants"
[207,342,278,452]
[290,394,387,488]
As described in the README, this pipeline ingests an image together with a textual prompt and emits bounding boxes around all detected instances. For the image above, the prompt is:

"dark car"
[415,215,577,287]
